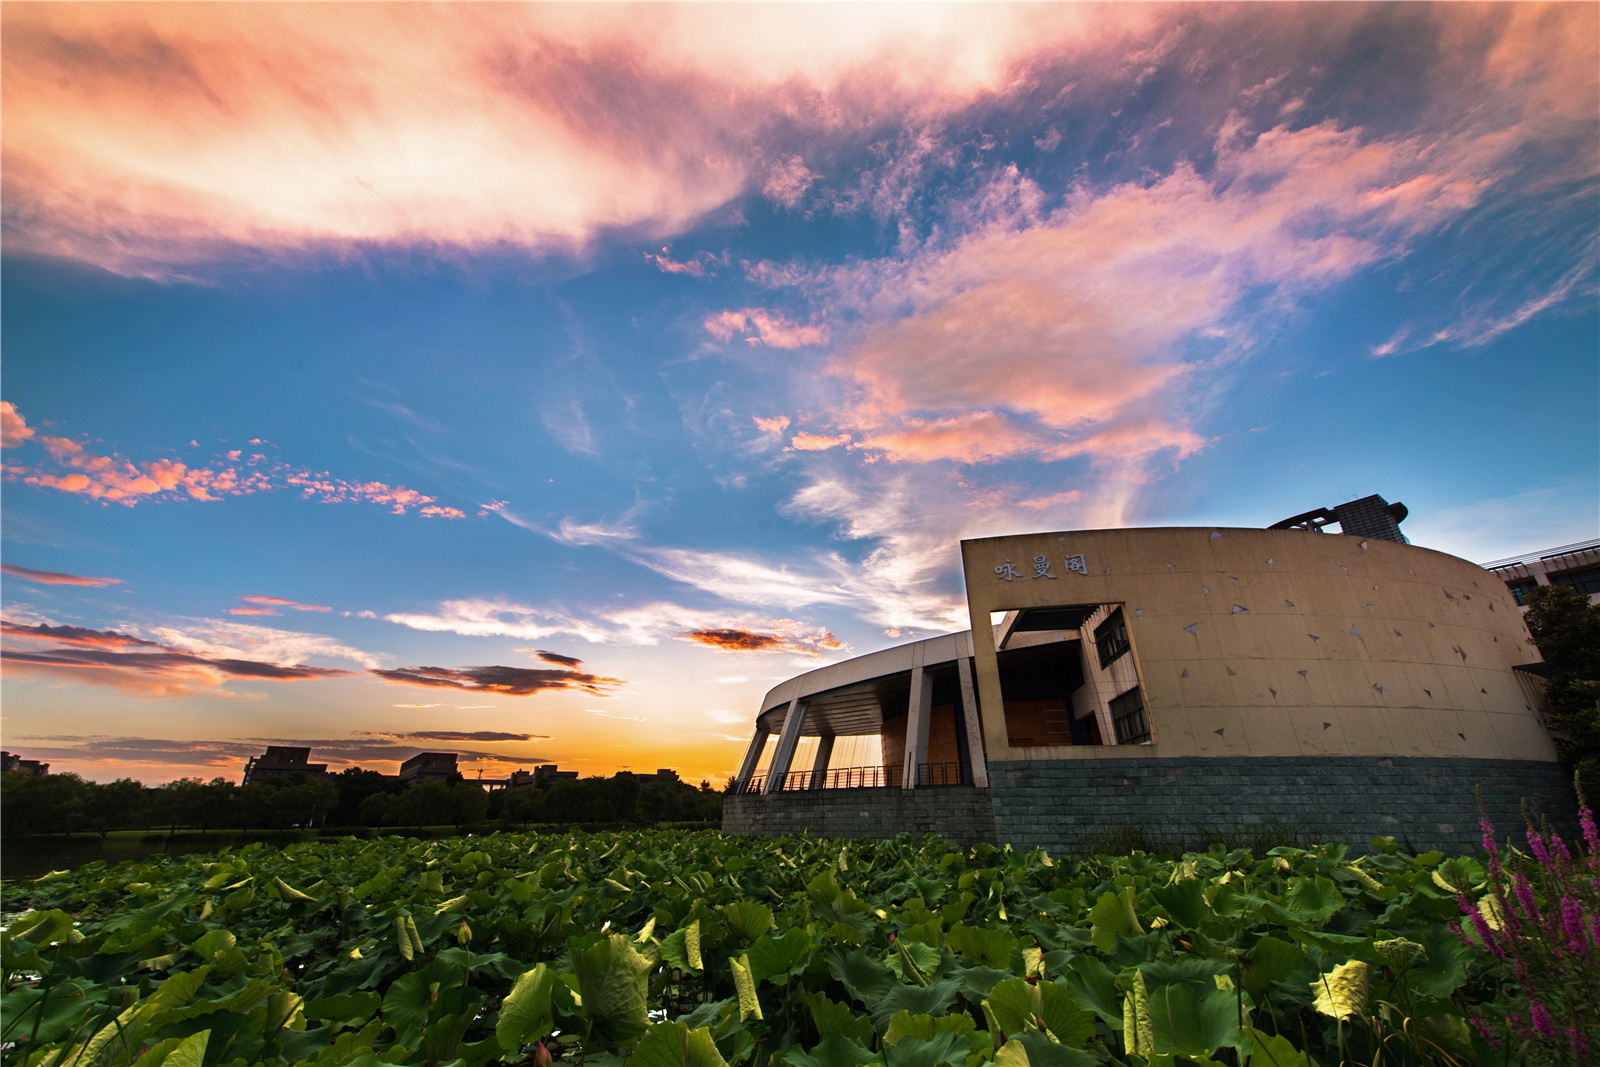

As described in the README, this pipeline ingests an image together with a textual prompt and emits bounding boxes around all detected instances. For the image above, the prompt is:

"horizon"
[2,2,1596,786]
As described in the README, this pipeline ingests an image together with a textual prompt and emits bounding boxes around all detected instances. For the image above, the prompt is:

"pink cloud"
[1,563,123,588]
[1,402,35,448]
[761,156,816,208]
[788,432,851,452]
[3,404,462,517]
[226,607,280,616]
[0,5,1146,278]
[703,308,827,349]
[751,415,791,435]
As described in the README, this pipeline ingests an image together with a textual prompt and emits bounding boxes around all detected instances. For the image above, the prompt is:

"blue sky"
[2,3,1595,783]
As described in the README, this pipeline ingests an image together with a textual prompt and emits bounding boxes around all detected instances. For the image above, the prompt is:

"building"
[724,515,1574,854]
[1,751,49,776]
[398,751,459,784]
[1481,538,1600,607]
[241,746,327,785]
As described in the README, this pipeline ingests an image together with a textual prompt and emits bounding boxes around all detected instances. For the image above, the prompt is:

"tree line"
[0,766,724,838]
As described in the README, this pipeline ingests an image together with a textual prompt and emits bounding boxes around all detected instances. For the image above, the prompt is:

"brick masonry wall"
[722,756,1576,856]
[985,756,1576,855]
[722,787,996,846]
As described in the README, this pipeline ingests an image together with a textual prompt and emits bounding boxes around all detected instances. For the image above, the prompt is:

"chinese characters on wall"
[995,553,1087,581]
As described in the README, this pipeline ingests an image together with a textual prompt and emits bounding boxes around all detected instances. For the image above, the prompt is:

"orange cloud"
[1,402,35,448]
[0,5,1143,278]
[1,563,123,588]
[3,404,460,517]
[752,415,791,435]
[680,627,842,656]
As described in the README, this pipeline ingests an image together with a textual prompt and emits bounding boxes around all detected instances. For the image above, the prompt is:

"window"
[1110,687,1150,745]
[1094,609,1131,669]
[1551,567,1600,597]
[1505,580,1537,606]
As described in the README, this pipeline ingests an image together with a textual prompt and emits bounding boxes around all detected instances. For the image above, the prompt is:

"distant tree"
[1,772,90,835]
[497,786,546,828]
[1525,585,1600,799]
[330,767,406,826]
[83,778,148,838]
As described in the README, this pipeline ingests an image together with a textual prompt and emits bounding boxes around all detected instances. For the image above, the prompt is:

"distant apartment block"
[499,764,580,788]
[2,751,49,776]
[1482,538,1600,607]
[398,751,459,784]
[241,746,328,785]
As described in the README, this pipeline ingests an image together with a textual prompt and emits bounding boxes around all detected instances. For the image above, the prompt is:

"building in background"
[726,504,1573,855]
[241,746,327,785]
[1481,539,1600,607]
[2,751,50,776]
[397,751,459,784]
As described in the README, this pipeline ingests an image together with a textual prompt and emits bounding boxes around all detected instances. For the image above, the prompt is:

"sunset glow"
[3,2,1595,784]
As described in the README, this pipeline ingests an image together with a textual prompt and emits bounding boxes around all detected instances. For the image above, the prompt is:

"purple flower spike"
[1580,801,1600,858]
[1530,1003,1556,1041]
[1527,829,1551,867]
[1471,1016,1504,1051]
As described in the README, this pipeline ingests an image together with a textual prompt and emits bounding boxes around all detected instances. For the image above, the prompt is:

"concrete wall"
[723,755,1575,855]
[961,527,1559,765]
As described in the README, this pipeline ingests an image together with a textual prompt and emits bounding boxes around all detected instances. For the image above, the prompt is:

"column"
[807,735,836,791]
[762,696,808,795]
[956,655,990,787]
[734,729,769,792]
[901,666,933,789]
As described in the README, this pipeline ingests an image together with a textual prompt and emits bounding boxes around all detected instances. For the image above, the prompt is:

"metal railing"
[731,761,968,794]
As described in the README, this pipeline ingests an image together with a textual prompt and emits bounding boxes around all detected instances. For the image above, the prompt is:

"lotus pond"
[0,828,1560,1065]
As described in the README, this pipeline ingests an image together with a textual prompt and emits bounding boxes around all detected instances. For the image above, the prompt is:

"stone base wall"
[721,787,995,846]
[722,756,1575,856]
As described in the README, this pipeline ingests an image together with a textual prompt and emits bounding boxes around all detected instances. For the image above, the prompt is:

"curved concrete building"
[723,525,1572,853]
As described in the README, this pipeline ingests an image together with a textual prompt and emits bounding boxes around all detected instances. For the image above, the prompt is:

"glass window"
[1110,687,1149,745]
[1095,609,1131,669]
[1505,580,1537,606]
[1551,567,1600,597]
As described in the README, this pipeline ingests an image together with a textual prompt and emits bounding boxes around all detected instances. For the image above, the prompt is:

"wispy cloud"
[0,4,1143,277]
[704,308,826,349]
[3,404,463,517]
[226,594,334,617]
[370,663,621,697]
[1,562,123,588]
[361,729,553,743]
[2,618,353,697]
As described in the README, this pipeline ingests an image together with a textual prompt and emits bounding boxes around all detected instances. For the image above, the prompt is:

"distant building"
[398,751,459,784]
[2,751,49,776]
[1268,493,1409,543]
[1481,538,1600,607]
[242,746,327,785]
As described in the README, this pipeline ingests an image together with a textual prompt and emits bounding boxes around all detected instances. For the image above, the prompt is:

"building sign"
[995,553,1087,580]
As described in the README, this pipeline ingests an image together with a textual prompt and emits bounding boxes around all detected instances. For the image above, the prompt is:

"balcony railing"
[731,761,968,795]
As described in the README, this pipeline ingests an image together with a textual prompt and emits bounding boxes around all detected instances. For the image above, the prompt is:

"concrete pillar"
[808,735,836,791]
[956,654,990,787]
[762,696,808,795]
[901,666,933,789]
[735,729,769,791]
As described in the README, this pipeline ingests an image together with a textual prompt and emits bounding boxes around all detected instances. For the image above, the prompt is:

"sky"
[2,2,1596,786]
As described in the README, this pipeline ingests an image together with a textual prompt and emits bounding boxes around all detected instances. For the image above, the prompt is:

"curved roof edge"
[759,629,973,714]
